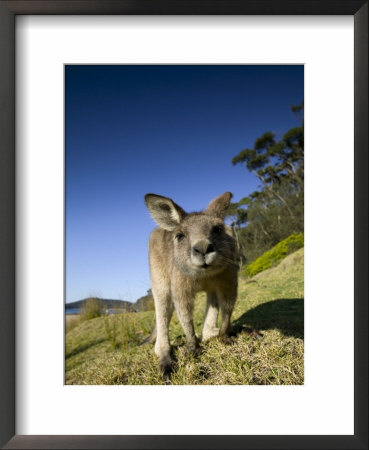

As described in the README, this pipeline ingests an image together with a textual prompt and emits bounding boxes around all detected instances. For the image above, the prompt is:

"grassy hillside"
[244,233,304,277]
[65,248,304,385]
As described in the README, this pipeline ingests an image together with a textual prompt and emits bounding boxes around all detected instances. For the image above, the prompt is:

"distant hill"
[66,292,155,314]
[65,298,136,313]
[133,292,154,312]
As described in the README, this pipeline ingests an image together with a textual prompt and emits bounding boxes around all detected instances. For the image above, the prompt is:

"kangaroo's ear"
[205,192,233,219]
[145,194,186,231]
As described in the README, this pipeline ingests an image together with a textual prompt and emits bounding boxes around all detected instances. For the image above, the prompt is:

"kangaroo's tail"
[139,322,157,346]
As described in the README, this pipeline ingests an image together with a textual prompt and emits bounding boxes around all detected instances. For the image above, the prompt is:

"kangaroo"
[144,192,238,374]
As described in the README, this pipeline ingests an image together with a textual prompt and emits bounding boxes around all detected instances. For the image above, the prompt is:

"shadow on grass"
[233,298,304,339]
[65,338,107,359]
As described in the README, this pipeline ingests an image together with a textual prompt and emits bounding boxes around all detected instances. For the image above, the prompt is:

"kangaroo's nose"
[192,241,215,257]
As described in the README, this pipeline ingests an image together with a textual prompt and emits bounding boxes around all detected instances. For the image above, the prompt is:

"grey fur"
[144,192,238,374]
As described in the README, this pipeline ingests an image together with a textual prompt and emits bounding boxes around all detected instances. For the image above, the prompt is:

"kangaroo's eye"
[212,225,224,234]
[175,232,185,242]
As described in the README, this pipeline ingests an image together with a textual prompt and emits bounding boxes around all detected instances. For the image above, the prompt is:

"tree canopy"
[229,101,304,264]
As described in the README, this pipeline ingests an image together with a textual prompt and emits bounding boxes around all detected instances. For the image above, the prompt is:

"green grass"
[245,233,304,277]
[65,248,304,385]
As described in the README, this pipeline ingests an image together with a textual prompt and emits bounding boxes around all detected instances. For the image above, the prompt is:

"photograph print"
[65,65,304,385]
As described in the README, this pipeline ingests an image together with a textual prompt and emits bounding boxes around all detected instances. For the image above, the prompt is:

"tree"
[232,101,304,210]
[229,102,304,264]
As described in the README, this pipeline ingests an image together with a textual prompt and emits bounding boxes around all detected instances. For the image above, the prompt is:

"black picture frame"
[0,1,367,449]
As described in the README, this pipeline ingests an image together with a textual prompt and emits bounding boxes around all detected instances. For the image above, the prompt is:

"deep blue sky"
[65,65,303,303]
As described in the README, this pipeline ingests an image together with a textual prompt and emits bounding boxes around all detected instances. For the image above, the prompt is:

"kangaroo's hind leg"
[201,291,220,341]
[218,273,238,341]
